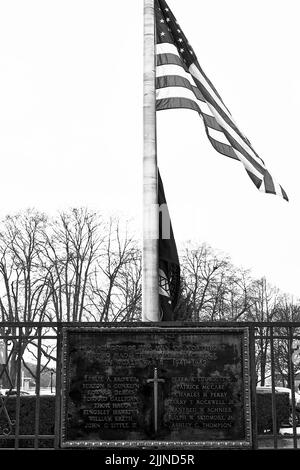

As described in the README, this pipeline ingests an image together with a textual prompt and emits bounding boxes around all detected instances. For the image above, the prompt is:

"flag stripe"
[156,43,180,56]
[190,65,258,156]
[156,84,269,175]
[246,170,262,189]
[205,113,267,176]
[202,114,224,131]
[280,186,288,200]
[204,119,265,172]
[157,96,241,162]
[156,74,205,102]
[233,149,265,180]
[193,60,231,113]
[157,96,201,114]
[157,53,189,72]
[156,86,214,116]
[204,99,266,169]
[189,64,235,123]
[156,57,254,154]
[264,170,276,194]
[156,64,199,91]
[207,134,240,161]
[156,43,235,124]
[157,83,271,178]
[207,127,233,146]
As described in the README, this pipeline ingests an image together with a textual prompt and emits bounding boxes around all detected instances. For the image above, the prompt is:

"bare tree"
[40,208,102,322]
[222,268,254,321]
[179,243,253,321]
[87,218,141,322]
[180,243,225,321]
[110,246,142,322]
[247,277,281,385]
[272,296,300,387]
[0,210,51,385]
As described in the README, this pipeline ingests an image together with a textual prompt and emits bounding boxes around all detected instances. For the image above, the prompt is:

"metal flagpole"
[143,0,159,322]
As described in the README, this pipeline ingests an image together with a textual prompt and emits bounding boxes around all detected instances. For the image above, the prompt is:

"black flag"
[158,169,180,320]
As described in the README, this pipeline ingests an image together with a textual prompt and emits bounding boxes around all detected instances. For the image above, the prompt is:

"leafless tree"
[0,210,51,385]
[110,246,142,322]
[179,243,253,321]
[246,278,281,385]
[40,208,103,322]
[271,296,300,387]
[0,210,143,384]
[87,218,141,322]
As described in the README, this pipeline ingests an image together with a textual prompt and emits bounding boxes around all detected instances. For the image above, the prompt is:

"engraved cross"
[146,367,165,433]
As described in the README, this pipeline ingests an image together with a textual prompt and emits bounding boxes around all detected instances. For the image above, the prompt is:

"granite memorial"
[61,325,252,448]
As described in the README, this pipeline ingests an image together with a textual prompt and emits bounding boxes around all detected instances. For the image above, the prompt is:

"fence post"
[34,327,42,449]
[288,326,298,449]
[54,326,62,449]
[249,325,258,449]
[270,327,278,448]
[14,326,23,449]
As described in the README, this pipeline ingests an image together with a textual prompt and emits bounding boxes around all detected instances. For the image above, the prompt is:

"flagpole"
[143,0,159,322]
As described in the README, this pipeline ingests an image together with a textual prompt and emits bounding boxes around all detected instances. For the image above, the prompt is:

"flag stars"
[180,48,185,53]
[178,38,183,43]
[160,32,166,37]
[160,19,165,23]
[166,17,170,22]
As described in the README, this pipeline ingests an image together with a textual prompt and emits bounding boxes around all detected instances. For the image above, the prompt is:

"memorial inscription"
[61,326,251,448]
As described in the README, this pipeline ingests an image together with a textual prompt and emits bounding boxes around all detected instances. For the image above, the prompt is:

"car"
[256,386,290,432]
[0,389,30,396]
[273,387,300,410]
[256,386,300,410]
[256,386,300,427]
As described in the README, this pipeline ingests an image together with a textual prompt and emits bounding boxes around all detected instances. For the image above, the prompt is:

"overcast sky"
[0,0,299,297]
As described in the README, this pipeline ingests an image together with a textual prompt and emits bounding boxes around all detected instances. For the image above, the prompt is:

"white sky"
[0,0,299,297]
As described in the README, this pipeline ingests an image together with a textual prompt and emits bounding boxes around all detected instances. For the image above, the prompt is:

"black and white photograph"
[0,0,299,462]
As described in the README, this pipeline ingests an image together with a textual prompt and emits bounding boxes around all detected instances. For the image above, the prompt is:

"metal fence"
[0,322,62,449]
[0,321,299,450]
[252,321,300,449]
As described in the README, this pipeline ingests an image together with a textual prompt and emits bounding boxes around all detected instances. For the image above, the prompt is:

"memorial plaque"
[61,325,252,448]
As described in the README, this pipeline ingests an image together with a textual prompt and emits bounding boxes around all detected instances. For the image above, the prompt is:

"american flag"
[155,0,288,201]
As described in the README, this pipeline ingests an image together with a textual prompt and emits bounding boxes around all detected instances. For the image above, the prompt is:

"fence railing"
[0,321,299,450]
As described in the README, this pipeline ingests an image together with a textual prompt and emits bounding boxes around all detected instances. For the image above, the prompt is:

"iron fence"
[0,321,299,450]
